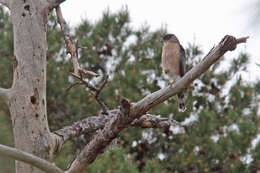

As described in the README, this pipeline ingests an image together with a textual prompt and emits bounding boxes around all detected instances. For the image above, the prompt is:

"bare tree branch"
[0,88,10,103]
[54,109,178,150]
[78,68,99,77]
[56,6,80,76]
[94,75,109,114]
[0,144,64,173]
[54,112,114,147]
[48,0,66,8]
[56,6,109,113]
[65,35,248,173]
[71,73,109,113]
[70,73,99,92]
[70,73,109,113]
[132,113,180,128]
[66,82,84,92]
[236,36,250,44]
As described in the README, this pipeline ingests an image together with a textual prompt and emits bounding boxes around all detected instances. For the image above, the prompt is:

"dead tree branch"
[0,144,64,173]
[94,75,109,114]
[131,113,180,129]
[70,73,99,92]
[65,35,248,173]
[236,36,250,44]
[56,6,109,113]
[66,82,84,92]
[71,73,109,113]
[55,109,179,149]
[78,68,99,77]
[48,0,66,8]
[66,98,132,173]
[55,112,113,147]
[0,88,10,103]
[56,6,80,76]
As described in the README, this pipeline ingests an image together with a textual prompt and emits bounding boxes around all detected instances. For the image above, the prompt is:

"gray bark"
[6,1,58,173]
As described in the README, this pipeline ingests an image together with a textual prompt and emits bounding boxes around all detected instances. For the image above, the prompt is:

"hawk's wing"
[179,45,186,77]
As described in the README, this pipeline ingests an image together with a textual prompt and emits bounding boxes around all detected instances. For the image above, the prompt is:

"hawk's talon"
[169,80,176,87]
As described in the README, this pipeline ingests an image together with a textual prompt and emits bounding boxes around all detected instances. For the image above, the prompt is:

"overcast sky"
[61,0,259,81]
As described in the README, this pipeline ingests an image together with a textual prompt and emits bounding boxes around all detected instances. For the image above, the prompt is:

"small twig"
[95,75,109,114]
[78,69,99,77]
[56,6,80,76]
[50,0,66,8]
[96,75,109,95]
[70,73,99,92]
[70,73,109,113]
[66,82,84,92]
[236,36,249,44]
[75,40,79,58]
[56,7,99,78]
[56,6,108,112]
[95,97,108,114]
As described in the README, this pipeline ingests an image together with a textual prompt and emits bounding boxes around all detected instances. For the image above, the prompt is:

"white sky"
[61,0,260,82]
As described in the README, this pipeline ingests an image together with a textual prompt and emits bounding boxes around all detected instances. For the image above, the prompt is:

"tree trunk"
[8,1,55,173]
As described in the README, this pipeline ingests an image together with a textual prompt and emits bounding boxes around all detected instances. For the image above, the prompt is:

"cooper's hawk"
[161,34,186,112]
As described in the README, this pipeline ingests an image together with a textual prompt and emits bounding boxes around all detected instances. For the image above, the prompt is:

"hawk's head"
[162,34,180,44]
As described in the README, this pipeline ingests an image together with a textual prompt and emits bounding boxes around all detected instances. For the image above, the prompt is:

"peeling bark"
[54,110,178,150]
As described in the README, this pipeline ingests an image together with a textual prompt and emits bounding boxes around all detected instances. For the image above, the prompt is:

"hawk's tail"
[178,92,186,112]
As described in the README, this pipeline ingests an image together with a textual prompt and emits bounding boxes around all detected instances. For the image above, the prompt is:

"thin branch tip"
[236,36,249,44]
[50,0,66,8]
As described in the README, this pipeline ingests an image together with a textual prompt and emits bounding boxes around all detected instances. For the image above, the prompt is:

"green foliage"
[0,7,14,172]
[149,49,260,172]
[0,6,260,173]
[0,111,14,172]
[86,147,139,173]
